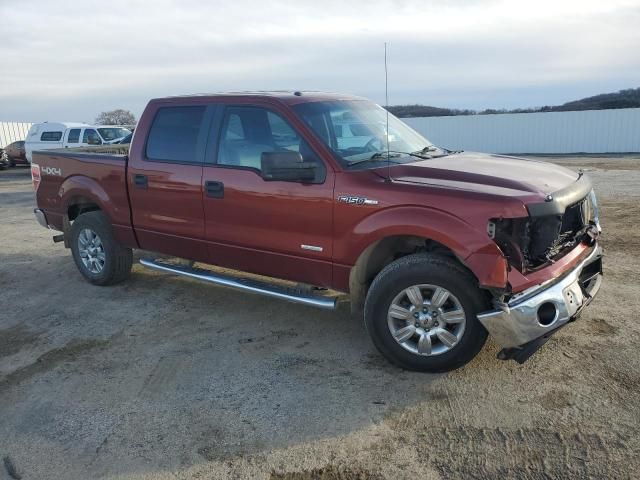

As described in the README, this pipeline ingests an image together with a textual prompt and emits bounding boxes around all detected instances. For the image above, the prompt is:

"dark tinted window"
[67,129,81,143]
[217,106,322,175]
[40,131,62,141]
[146,106,206,163]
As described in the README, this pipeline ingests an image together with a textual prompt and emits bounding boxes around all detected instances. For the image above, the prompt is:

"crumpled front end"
[478,173,603,363]
[489,174,600,274]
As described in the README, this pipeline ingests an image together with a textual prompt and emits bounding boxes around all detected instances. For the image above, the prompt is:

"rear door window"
[40,131,62,141]
[67,129,81,143]
[146,106,207,163]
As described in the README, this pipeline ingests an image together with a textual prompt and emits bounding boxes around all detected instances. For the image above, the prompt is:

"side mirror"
[88,137,102,145]
[261,151,317,182]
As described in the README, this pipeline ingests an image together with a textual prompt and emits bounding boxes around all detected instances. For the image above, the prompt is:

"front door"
[202,104,335,287]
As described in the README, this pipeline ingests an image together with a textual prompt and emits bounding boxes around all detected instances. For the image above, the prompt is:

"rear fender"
[58,175,137,247]
[60,175,115,222]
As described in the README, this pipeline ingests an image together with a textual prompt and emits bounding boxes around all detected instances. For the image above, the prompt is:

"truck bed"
[32,148,133,244]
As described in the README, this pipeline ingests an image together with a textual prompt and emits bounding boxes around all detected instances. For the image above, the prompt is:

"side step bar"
[139,258,337,310]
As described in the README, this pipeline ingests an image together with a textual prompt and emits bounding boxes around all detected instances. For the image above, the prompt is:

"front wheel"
[70,211,133,286]
[364,253,488,372]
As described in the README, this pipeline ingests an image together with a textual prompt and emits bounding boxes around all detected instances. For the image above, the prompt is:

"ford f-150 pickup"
[31,91,603,372]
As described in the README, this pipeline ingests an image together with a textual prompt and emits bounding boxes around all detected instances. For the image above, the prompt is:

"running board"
[139,258,337,310]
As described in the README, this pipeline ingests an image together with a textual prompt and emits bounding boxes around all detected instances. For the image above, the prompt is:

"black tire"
[70,211,132,286]
[364,253,489,372]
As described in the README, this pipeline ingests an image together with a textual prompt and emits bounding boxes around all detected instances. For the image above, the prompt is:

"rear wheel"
[70,211,132,285]
[364,253,488,372]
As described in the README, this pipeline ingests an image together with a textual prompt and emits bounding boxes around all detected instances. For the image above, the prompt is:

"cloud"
[1,0,639,121]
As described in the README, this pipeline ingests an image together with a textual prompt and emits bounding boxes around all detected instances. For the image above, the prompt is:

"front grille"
[526,195,593,268]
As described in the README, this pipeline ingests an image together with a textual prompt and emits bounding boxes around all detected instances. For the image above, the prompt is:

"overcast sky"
[1,0,639,122]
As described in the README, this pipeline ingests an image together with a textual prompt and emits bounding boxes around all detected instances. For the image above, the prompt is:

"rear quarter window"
[40,131,63,141]
[67,129,81,143]
[146,106,206,163]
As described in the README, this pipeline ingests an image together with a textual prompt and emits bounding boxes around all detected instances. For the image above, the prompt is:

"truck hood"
[383,152,579,199]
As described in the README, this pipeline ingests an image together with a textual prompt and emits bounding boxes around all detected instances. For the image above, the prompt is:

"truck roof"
[150,91,367,106]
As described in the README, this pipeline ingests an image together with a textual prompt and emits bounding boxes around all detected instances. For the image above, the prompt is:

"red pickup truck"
[31,91,602,372]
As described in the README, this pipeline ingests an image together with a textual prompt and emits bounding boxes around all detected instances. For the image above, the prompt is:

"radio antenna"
[384,42,391,182]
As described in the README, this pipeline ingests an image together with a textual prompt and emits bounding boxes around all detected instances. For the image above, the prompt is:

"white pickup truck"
[25,122,130,162]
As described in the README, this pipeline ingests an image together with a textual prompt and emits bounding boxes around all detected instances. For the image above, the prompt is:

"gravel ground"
[1,156,639,479]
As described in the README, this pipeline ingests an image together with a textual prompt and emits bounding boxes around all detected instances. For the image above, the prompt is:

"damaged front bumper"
[477,244,603,363]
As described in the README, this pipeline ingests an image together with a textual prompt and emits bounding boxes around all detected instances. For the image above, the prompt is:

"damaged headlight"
[489,190,601,273]
[487,217,530,272]
[588,189,601,232]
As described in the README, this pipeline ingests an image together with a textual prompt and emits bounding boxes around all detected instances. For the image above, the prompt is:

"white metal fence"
[0,122,33,148]
[403,108,640,154]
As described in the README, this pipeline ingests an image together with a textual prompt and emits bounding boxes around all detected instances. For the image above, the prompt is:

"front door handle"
[133,174,148,189]
[205,180,224,198]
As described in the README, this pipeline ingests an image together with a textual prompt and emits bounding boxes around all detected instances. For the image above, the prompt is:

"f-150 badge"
[337,195,379,205]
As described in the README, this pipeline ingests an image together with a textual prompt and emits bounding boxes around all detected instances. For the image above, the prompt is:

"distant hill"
[387,87,640,118]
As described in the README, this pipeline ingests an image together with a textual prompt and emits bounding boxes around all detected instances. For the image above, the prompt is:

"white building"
[403,108,640,154]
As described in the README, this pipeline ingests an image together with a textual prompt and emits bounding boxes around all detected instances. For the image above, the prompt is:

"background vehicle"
[25,123,131,162]
[95,126,131,143]
[30,92,603,372]
[115,132,133,144]
[3,140,29,167]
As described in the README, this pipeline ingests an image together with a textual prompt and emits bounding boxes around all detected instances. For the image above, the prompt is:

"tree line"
[386,87,640,118]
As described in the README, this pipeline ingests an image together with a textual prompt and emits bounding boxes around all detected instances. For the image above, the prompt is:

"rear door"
[128,102,215,261]
[201,102,335,287]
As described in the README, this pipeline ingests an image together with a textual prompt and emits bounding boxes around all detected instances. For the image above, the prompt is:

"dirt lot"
[1,156,639,479]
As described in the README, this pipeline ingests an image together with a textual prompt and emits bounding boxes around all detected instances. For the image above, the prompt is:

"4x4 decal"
[41,166,62,176]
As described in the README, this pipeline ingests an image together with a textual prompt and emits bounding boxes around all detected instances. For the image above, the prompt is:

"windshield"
[98,127,131,141]
[293,100,443,168]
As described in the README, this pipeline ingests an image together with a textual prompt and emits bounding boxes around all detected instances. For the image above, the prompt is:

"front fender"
[337,205,508,289]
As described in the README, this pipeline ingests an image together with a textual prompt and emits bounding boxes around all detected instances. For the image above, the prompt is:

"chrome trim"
[478,245,602,348]
[301,244,323,252]
[140,258,337,310]
[34,208,49,229]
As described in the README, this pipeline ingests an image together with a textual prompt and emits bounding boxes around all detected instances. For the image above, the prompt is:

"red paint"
[33,92,595,295]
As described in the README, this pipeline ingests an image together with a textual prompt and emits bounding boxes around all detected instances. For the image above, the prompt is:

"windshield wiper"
[408,145,439,158]
[369,151,403,161]
[347,152,402,166]
[408,145,455,160]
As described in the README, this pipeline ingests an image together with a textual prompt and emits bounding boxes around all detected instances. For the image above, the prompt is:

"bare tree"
[95,109,137,125]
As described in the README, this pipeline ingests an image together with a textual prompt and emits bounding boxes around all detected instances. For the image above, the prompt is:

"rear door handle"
[133,174,148,189]
[205,180,224,198]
